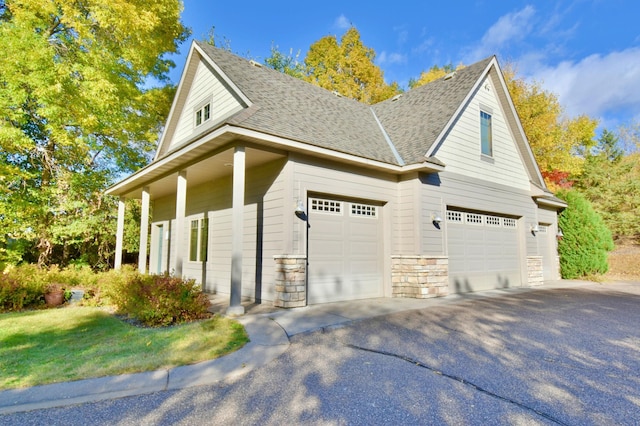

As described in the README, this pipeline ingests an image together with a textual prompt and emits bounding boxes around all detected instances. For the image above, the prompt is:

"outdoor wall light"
[432,212,443,224]
[556,228,564,239]
[294,200,306,220]
[530,224,540,234]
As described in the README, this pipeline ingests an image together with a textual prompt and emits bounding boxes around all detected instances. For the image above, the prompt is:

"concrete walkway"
[0,280,594,415]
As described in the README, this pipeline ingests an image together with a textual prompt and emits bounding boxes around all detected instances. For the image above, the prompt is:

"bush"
[106,272,211,327]
[0,264,48,311]
[558,190,615,279]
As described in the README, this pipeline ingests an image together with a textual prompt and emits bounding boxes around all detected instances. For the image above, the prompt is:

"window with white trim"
[310,198,342,215]
[350,203,377,218]
[195,103,211,127]
[503,218,517,228]
[480,110,493,156]
[189,218,209,262]
[447,210,463,222]
[486,215,501,226]
[466,213,483,225]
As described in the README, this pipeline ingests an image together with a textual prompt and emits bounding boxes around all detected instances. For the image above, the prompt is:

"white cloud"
[378,51,407,65]
[530,48,640,123]
[334,14,351,30]
[466,5,536,62]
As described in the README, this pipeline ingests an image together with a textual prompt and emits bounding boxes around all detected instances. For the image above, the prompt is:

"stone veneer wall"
[391,255,449,299]
[273,255,307,308]
[527,256,544,286]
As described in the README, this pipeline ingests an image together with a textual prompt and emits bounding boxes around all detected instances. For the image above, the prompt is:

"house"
[106,41,565,314]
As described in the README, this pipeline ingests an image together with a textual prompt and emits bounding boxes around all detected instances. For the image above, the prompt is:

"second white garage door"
[447,209,522,293]
[307,197,384,304]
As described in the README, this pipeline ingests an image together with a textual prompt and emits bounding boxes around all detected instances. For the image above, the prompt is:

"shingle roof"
[372,57,493,165]
[196,41,493,167]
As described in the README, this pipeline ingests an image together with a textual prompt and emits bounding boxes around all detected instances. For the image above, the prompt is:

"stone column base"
[273,255,306,308]
[391,255,449,299]
[527,256,544,286]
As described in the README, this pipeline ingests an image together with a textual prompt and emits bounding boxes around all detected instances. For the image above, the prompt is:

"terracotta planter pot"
[45,290,64,307]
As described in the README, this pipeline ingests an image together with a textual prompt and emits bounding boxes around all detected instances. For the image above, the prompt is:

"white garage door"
[447,209,522,293]
[308,197,384,304]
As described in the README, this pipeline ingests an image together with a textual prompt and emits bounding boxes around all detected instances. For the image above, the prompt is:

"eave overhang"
[106,124,445,198]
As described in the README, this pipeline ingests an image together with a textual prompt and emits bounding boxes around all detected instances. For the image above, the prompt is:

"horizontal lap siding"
[179,159,286,301]
[433,76,531,192]
[394,178,417,254]
[171,60,244,149]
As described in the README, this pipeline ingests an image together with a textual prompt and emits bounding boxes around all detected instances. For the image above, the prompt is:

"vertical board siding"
[433,76,530,191]
[171,60,244,149]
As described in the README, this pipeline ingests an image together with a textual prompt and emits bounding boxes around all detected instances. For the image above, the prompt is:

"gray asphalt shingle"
[197,41,493,167]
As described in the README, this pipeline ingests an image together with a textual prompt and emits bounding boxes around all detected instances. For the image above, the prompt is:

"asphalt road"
[2,282,639,425]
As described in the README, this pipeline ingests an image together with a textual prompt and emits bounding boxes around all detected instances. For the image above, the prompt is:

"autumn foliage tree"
[0,0,188,267]
[502,65,597,189]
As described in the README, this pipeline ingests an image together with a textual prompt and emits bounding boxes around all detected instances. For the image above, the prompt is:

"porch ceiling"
[120,147,284,200]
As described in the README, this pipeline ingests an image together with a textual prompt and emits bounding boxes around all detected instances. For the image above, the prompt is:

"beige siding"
[433,76,530,191]
[170,60,244,149]
[421,172,539,257]
[394,177,417,254]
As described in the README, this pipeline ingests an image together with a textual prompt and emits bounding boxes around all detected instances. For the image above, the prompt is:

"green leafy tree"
[575,130,640,239]
[303,27,400,104]
[0,0,188,267]
[264,44,306,79]
[557,190,614,278]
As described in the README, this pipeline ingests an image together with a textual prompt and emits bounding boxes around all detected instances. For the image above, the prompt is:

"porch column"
[227,146,245,316]
[114,197,126,270]
[138,187,150,274]
[173,171,187,277]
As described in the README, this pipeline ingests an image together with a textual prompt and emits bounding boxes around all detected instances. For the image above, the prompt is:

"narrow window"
[480,111,492,156]
[200,218,209,262]
[203,104,211,121]
[189,220,199,261]
[189,218,209,262]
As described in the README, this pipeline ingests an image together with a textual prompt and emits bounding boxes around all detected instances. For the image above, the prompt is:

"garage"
[446,208,522,293]
[307,196,384,304]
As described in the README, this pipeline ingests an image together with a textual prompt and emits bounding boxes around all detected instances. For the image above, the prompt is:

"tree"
[409,63,462,88]
[502,65,597,188]
[303,27,400,104]
[0,0,188,267]
[264,44,306,79]
[557,190,614,279]
[575,130,640,239]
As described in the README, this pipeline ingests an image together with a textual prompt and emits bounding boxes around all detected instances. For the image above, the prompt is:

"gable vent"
[444,71,456,80]
[249,59,263,68]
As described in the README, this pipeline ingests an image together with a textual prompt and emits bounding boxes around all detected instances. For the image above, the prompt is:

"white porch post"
[138,187,150,274]
[227,146,245,316]
[173,171,187,277]
[114,197,126,270]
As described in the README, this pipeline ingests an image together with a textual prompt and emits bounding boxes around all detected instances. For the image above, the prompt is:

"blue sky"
[168,0,640,131]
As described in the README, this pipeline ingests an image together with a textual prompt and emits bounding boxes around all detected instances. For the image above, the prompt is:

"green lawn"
[0,307,249,390]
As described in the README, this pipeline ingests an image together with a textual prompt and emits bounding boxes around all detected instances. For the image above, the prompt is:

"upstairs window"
[195,103,211,127]
[480,110,493,156]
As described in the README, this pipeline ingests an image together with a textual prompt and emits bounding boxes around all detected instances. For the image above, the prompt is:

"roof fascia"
[106,125,444,196]
[425,58,495,158]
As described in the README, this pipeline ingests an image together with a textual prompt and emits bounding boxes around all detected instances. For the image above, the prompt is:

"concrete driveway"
[2,281,639,425]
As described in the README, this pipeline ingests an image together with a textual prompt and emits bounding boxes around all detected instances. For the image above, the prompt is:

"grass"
[0,306,248,390]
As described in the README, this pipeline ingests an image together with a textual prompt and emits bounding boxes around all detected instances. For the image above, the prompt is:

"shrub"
[557,190,615,279]
[106,272,211,327]
[0,264,48,311]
